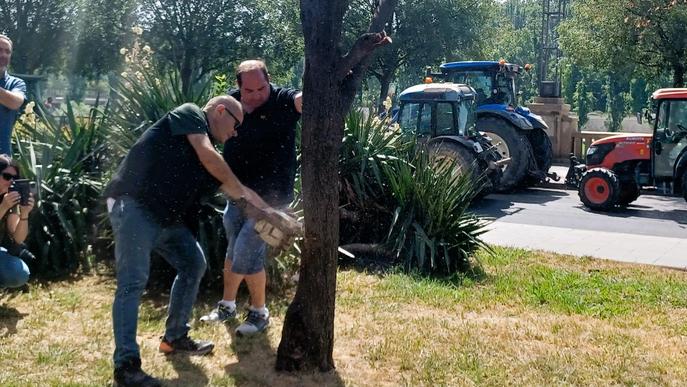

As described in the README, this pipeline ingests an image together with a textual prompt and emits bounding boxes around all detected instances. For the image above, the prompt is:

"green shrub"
[14,103,109,276]
[382,148,490,276]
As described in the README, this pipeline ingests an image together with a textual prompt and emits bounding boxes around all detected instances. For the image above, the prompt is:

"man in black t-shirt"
[104,96,278,387]
[200,60,302,336]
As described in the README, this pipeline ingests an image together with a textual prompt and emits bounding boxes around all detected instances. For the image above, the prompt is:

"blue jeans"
[224,202,267,275]
[109,196,207,367]
[0,248,30,288]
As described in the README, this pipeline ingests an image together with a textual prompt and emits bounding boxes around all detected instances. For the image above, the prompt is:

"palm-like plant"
[13,103,109,275]
[339,110,410,244]
[383,149,491,276]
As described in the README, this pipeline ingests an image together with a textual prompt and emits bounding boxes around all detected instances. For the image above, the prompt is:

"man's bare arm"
[294,92,302,114]
[0,88,24,110]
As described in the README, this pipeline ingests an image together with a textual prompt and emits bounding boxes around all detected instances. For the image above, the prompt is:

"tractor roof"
[399,83,475,102]
[652,88,687,100]
[440,61,523,74]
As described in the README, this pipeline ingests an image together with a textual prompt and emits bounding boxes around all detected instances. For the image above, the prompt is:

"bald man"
[104,97,277,387]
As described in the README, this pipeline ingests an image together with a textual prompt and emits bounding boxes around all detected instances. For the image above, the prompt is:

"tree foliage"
[560,0,687,87]
[139,0,303,95]
[0,0,75,74]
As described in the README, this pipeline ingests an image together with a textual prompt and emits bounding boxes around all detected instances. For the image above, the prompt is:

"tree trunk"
[673,61,685,88]
[277,0,396,373]
[376,69,394,114]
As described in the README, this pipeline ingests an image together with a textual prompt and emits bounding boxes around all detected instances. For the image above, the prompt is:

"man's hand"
[235,198,303,250]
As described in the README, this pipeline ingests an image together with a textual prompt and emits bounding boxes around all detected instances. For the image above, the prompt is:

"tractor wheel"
[617,180,641,206]
[682,169,687,202]
[579,168,620,211]
[427,140,480,194]
[522,128,553,186]
[477,117,530,192]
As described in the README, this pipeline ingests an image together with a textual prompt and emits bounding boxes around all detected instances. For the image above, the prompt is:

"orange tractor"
[566,88,687,210]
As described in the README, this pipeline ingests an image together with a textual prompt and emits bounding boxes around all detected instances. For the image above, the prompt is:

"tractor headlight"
[585,143,615,166]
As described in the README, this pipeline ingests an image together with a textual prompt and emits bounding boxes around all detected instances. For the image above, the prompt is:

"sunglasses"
[1,172,17,181]
[225,109,242,130]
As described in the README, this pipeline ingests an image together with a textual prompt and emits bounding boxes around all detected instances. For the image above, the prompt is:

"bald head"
[204,95,242,118]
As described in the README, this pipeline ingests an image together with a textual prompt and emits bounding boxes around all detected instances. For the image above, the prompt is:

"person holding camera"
[0,154,34,289]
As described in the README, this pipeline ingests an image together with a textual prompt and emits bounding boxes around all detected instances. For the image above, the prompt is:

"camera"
[9,179,32,206]
[7,242,36,261]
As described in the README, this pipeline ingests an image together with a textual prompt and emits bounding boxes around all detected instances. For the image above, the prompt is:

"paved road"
[471,185,687,269]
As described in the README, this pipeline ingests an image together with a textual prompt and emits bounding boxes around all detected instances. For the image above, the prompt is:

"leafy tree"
[573,77,594,128]
[69,0,138,79]
[276,0,396,372]
[139,0,303,95]
[0,0,75,74]
[604,72,629,132]
[560,0,687,87]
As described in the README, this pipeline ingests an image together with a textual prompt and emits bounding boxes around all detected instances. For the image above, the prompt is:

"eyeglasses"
[225,109,242,130]
[1,173,17,181]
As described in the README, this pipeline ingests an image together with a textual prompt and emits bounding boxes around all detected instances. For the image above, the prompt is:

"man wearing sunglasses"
[200,60,302,337]
[104,96,283,387]
[0,34,26,155]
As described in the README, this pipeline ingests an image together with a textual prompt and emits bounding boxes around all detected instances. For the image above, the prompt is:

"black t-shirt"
[223,85,300,206]
[104,103,221,227]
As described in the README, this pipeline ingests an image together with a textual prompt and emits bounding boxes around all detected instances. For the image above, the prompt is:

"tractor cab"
[437,61,524,107]
[397,82,476,140]
[396,82,507,196]
[650,88,687,186]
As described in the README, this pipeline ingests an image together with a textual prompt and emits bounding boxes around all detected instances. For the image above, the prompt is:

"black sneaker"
[113,358,161,387]
[158,335,214,356]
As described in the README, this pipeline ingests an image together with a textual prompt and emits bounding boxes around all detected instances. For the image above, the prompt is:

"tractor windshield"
[398,101,474,137]
[446,70,516,106]
[654,99,687,178]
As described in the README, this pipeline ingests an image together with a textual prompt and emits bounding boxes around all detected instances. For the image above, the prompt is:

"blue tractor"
[396,82,507,195]
[428,60,554,191]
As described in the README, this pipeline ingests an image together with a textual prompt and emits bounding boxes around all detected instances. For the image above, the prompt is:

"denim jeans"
[109,196,206,367]
[223,202,267,275]
[0,248,30,288]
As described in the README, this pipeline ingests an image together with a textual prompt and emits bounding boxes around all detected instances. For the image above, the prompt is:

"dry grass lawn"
[1,246,686,386]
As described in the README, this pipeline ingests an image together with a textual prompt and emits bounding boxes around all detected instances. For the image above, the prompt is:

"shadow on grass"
[0,302,26,337]
[224,324,345,387]
[160,352,210,387]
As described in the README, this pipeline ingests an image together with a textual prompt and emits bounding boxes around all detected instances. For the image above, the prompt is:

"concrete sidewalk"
[482,219,687,270]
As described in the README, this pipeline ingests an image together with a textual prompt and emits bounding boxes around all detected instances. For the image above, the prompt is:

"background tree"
[559,0,687,87]
[0,0,75,74]
[139,0,303,95]
[69,0,137,79]
[276,0,396,372]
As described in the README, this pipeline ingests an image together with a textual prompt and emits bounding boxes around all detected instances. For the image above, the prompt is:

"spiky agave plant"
[13,102,109,276]
[383,149,491,276]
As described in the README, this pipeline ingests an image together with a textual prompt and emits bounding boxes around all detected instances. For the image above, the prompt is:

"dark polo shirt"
[104,103,221,227]
[223,85,300,206]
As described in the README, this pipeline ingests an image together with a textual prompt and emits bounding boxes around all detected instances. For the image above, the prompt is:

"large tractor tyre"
[682,169,687,202]
[617,180,641,206]
[579,168,621,211]
[522,128,553,186]
[477,117,530,192]
[427,141,480,195]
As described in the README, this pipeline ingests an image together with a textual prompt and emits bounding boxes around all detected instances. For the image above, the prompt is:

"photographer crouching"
[0,154,34,288]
